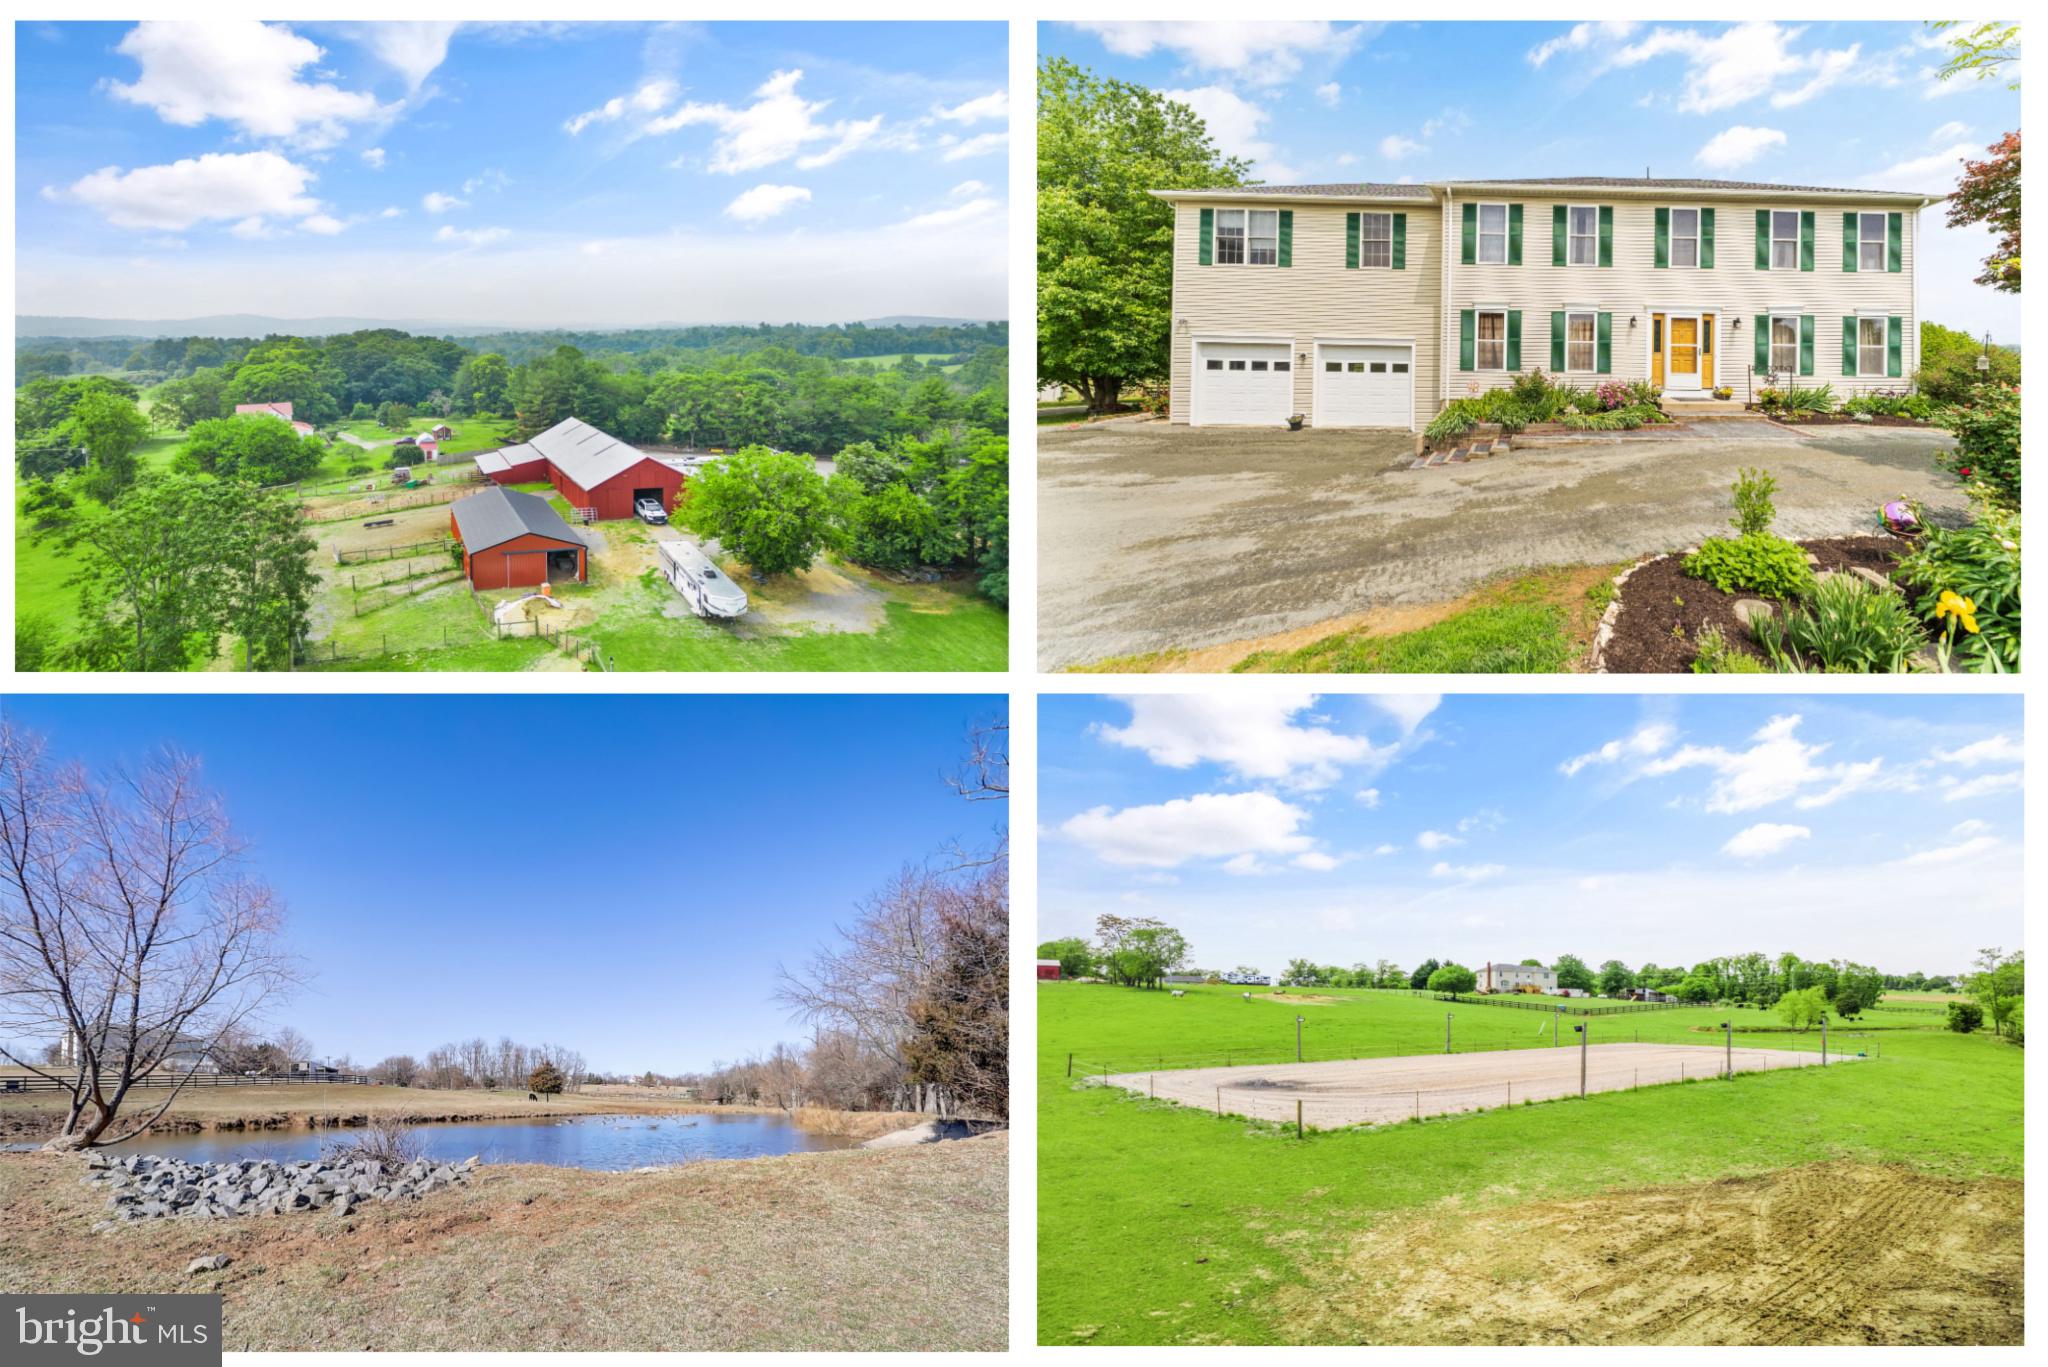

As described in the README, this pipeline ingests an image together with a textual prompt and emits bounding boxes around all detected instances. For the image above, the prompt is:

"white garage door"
[1192,342,1293,426]
[1314,344,1414,428]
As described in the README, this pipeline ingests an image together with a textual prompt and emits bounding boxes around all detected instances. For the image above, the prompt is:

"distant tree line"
[361,1037,591,1094]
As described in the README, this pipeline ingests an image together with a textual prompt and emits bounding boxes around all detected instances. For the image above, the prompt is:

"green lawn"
[842,352,964,373]
[579,572,1007,672]
[1038,982,2023,1345]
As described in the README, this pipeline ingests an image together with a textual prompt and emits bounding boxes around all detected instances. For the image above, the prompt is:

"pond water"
[125,1111,858,1171]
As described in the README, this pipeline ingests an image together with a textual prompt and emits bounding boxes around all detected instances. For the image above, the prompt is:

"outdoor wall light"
[1731,316,1743,332]
[1628,315,1638,329]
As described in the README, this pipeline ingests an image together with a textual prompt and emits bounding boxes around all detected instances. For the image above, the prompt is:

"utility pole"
[1575,1023,1588,1097]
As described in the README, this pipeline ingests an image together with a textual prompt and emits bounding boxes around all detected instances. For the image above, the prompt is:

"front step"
[1410,434,1512,469]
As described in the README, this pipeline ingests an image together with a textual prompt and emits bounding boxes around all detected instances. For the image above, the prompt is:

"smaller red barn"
[449,487,587,590]
[1036,959,1062,981]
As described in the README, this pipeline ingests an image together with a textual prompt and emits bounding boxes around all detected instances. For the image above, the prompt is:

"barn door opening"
[547,548,581,583]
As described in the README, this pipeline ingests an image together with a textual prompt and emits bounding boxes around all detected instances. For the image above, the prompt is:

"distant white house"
[1481,962,1557,993]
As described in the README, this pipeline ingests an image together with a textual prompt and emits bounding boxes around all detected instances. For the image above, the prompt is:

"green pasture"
[1037,982,2023,1345]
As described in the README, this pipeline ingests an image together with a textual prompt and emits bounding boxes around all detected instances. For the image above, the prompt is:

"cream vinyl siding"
[1437,194,1919,402]
[1169,200,1442,428]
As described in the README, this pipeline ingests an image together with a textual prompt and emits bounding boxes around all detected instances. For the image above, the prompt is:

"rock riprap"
[82,1151,479,1229]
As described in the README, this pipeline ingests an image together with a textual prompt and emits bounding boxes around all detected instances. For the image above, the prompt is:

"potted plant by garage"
[1287,413,1306,431]
[1712,385,1733,400]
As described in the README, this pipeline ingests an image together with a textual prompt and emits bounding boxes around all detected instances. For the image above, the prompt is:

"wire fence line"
[1091,1043,1874,1132]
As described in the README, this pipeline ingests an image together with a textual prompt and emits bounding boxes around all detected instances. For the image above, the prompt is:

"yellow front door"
[1669,316,1700,388]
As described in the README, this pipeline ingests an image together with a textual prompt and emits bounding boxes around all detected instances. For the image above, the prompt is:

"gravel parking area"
[1101,1042,1860,1129]
[1037,418,1960,669]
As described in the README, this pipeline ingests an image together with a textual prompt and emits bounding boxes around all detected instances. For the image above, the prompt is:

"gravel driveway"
[1037,417,1961,669]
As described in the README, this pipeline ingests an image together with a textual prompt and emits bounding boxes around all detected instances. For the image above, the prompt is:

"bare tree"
[0,724,300,1148]
[370,1054,419,1087]
[905,862,1008,1119]
[271,1026,314,1071]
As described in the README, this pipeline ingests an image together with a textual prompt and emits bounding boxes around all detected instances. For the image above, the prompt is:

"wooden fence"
[1,1071,369,1094]
[336,538,450,565]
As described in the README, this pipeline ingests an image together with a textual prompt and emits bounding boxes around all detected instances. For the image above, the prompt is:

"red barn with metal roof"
[473,418,687,520]
[449,487,588,590]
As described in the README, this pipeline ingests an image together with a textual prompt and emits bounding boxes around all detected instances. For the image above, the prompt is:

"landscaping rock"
[186,1255,230,1274]
[1732,599,1777,629]
[73,1152,474,1225]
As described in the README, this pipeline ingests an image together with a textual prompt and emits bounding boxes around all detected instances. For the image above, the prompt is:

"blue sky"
[16,20,1008,325]
[1040,694,2022,978]
[1,694,1006,1074]
[1045,20,2021,339]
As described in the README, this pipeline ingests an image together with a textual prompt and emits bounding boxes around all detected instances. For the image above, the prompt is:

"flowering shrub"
[1593,381,1632,411]
[1896,501,2020,671]
[1843,388,1938,421]
[1932,383,2018,511]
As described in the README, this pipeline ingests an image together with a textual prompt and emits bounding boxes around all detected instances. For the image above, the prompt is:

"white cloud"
[1315,82,1342,108]
[1379,134,1423,160]
[1071,21,1365,87]
[723,183,812,222]
[1866,143,1975,188]
[1934,735,2022,767]
[1096,693,1393,791]
[49,150,322,232]
[1060,791,1314,869]
[422,191,467,214]
[898,198,1000,230]
[1431,861,1505,882]
[1416,830,1462,851]
[1721,822,1811,859]
[1527,20,1640,68]
[949,180,989,198]
[1951,819,1991,837]
[462,169,509,196]
[1372,843,1400,856]
[1929,120,1973,142]
[939,131,1009,162]
[1941,771,2022,802]
[361,147,387,170]
[1354,788,1381,809]
[1578,875,1616,891]
[1696,125,1787,169]
[1163,85,1295,180]
[1293,852,1342,872]
[297,213,346,235]
[565,78,680,136]
[357,20,461,94]
[645,69,908,174]
[434,225,508,246]
[107,20,390,150]
[1457,808,1504,835]
[378,206,403,219]
[1640,715,1890,814]
[1560,722,1675,777]
[933,90,1007,124]
[1892,834,1999,867]
[1612,22,1867,115]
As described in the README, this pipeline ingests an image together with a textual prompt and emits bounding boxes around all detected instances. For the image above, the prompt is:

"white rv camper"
[657,540,749,619]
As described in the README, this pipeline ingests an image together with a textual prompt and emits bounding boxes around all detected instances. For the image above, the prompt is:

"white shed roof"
[529,417,656,489]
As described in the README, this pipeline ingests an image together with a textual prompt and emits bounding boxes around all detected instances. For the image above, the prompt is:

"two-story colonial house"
[1153,176,1941,431]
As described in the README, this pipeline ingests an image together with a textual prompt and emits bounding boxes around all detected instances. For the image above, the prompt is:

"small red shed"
[1036,959,1062,981]
[449,487,588,590]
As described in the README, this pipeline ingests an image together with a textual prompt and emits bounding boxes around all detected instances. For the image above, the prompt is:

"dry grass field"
[0,1133,1008,1350]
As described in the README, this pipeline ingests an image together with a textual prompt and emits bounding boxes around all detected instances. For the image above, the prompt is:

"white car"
[635,497,668,524]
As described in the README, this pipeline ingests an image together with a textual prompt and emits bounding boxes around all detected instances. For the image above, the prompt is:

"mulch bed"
[1754,413,1936,428]
[1601,535,1910,673]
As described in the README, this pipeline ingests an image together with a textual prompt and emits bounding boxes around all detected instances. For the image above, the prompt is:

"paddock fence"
[1,1071,370,1094]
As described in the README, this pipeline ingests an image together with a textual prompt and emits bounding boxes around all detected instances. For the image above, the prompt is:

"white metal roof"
[528,417,657,490]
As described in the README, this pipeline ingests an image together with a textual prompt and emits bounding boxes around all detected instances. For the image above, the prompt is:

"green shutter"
[1277,210,1293,267]
[1842,212,1859,272]
[1755,209,1770,270]
[1345,212,1359,269]
[1799,315,1814,376]
[1461,203,1476,264]
[1550,311,1566,371]
[1887,212,1903,272]
[1799,211,1814,271]
[1597,205,1613,267]
[1459,309,1476,370]
[1392,213,1406,270]
[1505,311,1522,371]
[1553,205,1567,266]
[1654,207,1670,269]
[1887,315,1903,376]
[1700,207,1715,268]
[1842,316,1858,375]
[1754,315,1770,370]
[1508,203,1523,265]
[1199,207,1214,266]
[1595,312,1612,374]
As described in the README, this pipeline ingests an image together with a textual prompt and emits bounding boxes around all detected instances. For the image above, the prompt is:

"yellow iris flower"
[1936,590,1981,635]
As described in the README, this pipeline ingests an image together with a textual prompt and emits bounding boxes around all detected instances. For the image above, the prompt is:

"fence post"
[1067,1053,1072,1078]
[1296,1100,1303,1140]
[1216,1086,1221,1118]
[1414,1090,1420,1121]
[1149,1075,1155,1099]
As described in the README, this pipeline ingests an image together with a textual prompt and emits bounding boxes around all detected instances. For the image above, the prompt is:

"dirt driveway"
[1037,418,1961,669]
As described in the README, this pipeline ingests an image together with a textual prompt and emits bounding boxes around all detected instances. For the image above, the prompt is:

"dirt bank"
[0,1133,1007,1350]
[1270,1161,2020,1345]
